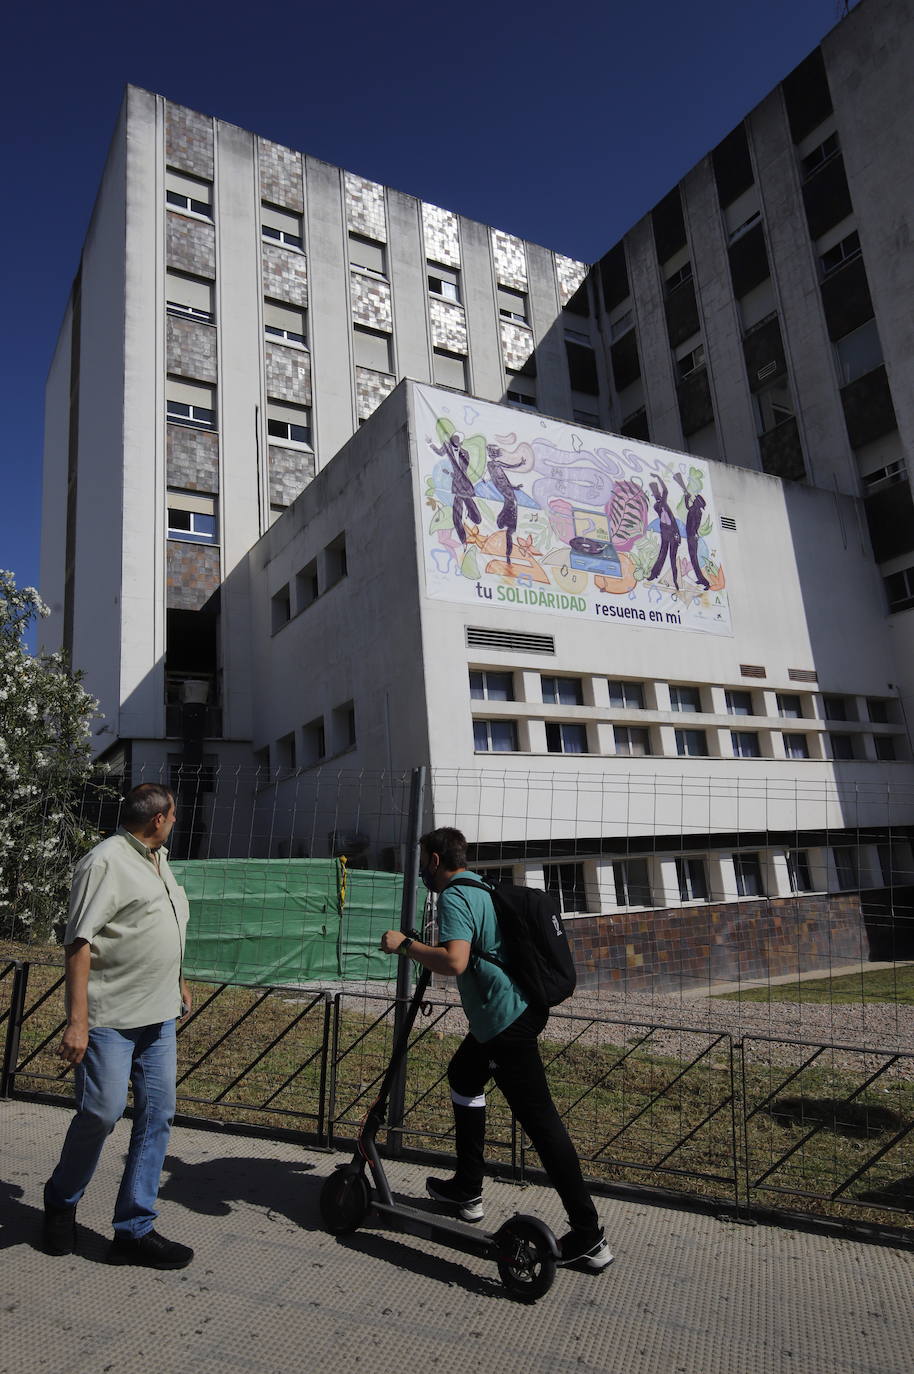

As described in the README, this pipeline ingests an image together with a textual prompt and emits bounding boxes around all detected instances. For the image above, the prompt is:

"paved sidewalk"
[2,1099,912,1374]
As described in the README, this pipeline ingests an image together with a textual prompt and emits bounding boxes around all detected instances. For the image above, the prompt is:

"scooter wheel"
[494,1216,557,1302]
[320,1167,370,1235]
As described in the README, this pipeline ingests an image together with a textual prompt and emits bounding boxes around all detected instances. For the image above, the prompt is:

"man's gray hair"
[121,783,175,829]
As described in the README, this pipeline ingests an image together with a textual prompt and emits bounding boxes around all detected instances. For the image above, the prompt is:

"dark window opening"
[713,124,754,206]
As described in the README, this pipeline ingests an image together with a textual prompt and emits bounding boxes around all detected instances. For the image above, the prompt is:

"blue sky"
[0,0,845,603]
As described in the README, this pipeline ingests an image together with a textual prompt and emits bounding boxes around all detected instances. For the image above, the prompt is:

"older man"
[43,783,194,1268]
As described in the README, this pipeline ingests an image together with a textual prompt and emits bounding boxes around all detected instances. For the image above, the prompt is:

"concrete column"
[527,242,571,420]
[626,217,683,449]
[708,853,736,902]
[524,719,548,753]
[653,855,682,907]
[766,849,794,897]
[460,217,503,402]
[594,722,615,754]
[657,724,678,758]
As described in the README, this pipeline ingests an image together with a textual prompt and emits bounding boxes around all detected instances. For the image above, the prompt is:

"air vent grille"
[788,667,818,683]
[465,627,556,655]
[720,515,737,531]
[740,663,767,678]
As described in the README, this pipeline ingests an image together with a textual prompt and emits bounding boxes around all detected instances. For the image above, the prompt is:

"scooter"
[319,957,559,1302]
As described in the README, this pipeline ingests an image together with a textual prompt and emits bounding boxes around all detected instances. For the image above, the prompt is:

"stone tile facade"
[166,426,220,494]
[166,214,216,278]
[268,444,315,508]
[429,298,468,353]
[261,243,308,305]
[491,229,528,290]
[165,104,213,179]
[350,272,393,331]
[166,315,217,383]
[555,253,589,306]
[265,342,312,405]
[258,139,304,212]
[344,172,387,241]
[166,542,221,611]
[500,319,536,373]
[567,893,868,996]
[355,367,396,421]
[422,202,461,267]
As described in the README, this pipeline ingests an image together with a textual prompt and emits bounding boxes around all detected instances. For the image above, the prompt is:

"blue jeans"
[45,1020,177,1237]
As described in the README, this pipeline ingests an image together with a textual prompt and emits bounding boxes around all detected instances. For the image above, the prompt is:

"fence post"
[1,961,30,1100]
[387,766,427,1158]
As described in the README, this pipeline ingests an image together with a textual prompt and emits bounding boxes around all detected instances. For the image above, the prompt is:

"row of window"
[265,699,356,772]
[469,669,896,724]
[270,534,348,631]
[479,842,900,916]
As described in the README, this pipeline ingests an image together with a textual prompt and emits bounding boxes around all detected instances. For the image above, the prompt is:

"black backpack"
[448,877,577,1008]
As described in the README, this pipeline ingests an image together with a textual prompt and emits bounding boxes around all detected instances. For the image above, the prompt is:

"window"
[428,262,461,303]
[275,731,297,771]
[296,559,319,610]
[755,378,794,435]
[166,378,216,429]
[786,850,814,893]
[302,717,325,766]
[884,566,914,614]
[613,859,652,908]
[497,286,528,323]
[875,736,897,761]
[819,229,860,278]
[726,690,753,716]
[783,732,810,759]
[832,846,859,891]
[731,731,761,758]
[614,726,651,757]
[433,348,467,391]
[829,733,855,760]
[349,233,386,277]
[822,695,849,721]
[835,319,883,386]
[324,533,347,587]
[676,728,708,757]
[545,862,587,914]
[474,719,518,752]
[867,698,890,724]
[669,684,702,713]
[261,202,303,250]
[166,490,217,544]
[610,308,634,341]
[506,373,537,407]
[165,168,212,218]
[166,270,214,323]
[271,585,291,633]
[264,299,306,346]
[332,700,356,752]
[546,722,589,754]
[267,400,312,447]
[677,343,705,379]
[677,857,709,902]
[609,680,644,709]
[573,409,599,426]
[733,853,764,897]
[863,460,906,494]
[541,676,584,706]
[469,670,514,701]
[801,131,840,179]
[777,693,804,718]
[477,864,515,887]
[353,326,392,373]
[665,261,693,293]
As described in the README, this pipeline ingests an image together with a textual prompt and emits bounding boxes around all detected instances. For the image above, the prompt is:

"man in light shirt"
[43,783,194,1269]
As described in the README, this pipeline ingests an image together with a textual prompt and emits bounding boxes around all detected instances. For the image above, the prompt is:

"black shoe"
[108,1228,194,1269]
[425,1176,484,1222]
[558,1226,614,1271]
[43,1203,77,1256]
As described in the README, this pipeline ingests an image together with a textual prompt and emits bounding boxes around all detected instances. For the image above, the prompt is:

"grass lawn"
[714,963,914,1004]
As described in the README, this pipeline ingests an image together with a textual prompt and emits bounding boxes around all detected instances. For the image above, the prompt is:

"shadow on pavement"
[157,1152,320,1229]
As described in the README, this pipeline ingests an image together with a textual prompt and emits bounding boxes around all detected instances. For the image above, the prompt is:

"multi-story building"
[38,0,914,950]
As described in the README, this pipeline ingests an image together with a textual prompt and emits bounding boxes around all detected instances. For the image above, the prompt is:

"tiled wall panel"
[500,320,536,373]
[268,445,315,508]
[258,139,304,212]
[166,215,216,278]
[345,172,387,241]
[165,104,213,179]
[265,342,312,405]
[422,203,461,266]
[166,427,220,494]
[262,244,308,305]
[350,272,393,331]
[555,253,589,306]
[429,298,468,353]
[492,229,528,290]
[355,367,396,420]
[166,542,221,610]
[166,316,217,383]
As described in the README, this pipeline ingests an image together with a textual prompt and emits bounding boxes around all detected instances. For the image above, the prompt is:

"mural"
[416,385,731,636]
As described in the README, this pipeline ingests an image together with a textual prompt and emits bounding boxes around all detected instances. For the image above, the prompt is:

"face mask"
[419,862,436,891]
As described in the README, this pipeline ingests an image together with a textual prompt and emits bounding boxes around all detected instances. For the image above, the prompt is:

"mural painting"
[416,385,731,636]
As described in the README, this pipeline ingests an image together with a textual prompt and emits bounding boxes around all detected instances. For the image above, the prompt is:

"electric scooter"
[319,958,559,1302]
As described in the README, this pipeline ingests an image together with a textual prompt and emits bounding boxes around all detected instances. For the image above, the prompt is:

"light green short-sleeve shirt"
[64,829,190,1030]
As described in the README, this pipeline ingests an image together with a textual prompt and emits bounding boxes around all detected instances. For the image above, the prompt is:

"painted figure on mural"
[647,478,681,590]
[428,432,481,545]
[485,443,526,564]
[679,483,710,589]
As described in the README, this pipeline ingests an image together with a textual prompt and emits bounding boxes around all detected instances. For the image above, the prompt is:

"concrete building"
[38,0,914,939]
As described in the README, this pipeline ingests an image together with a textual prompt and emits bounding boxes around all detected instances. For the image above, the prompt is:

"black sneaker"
[558,1226,614,1271]
[43,1203,77,1256]
[425,1176,484,1222]
[108,1228,194,1269]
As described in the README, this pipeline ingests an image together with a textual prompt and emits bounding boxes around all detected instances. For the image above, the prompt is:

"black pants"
[447,1005,598,1232]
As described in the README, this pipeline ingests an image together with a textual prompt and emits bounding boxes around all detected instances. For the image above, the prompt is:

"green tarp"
[171,858,417,986]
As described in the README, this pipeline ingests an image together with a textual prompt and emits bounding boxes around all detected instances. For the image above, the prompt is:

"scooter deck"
[371,1199,495,1255]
